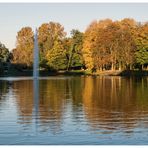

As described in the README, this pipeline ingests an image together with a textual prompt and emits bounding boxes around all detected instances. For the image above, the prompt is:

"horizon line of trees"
[0,18,148,73]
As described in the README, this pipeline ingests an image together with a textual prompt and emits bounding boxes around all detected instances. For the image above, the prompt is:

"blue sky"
[0,3,148,50]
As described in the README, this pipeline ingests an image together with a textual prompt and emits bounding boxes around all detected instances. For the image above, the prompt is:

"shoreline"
[1,69,148,77]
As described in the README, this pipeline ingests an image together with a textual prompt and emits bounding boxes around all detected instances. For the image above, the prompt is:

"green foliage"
[135,48,148,65]
[135,24,148,68]
[46,40,67,70]
[68,29,84,69]
[0,42,9,62]
[38,22,67,70]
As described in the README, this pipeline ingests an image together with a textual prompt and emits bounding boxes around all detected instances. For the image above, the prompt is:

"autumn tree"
[119,18,137,70]
[12,27,34,68]
[83,18,137,72]
[38,22,67,70]
[96,21,119,71]
[82,20,98,71]
[82,19,113,71]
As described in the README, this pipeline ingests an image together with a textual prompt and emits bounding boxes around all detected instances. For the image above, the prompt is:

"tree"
[135,23,148,70]
[96,21,119,71]
[82,19,113,71]
[38,22,67,70]
[119,18,137,70]
[0,42,10,63]
[46,40,67,70]
[82,20,98,71]
[82,18,137,72]
[67,29,84,70]
[12,27,34,68]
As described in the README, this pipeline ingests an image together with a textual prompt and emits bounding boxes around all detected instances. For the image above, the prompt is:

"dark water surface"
[0,76,148,145]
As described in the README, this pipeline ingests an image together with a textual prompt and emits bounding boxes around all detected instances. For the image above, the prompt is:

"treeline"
[83,19,148,72]
[1,18,148,73]
[12,22,84,71]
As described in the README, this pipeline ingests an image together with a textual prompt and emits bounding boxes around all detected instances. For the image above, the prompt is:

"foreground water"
[0,76,148,145]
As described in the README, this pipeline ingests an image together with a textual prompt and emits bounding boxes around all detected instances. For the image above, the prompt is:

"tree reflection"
[0,81,9,107]
[4,76,148,135]
[38,79,70,133]
[82,76,148,133]
[0,81,8,97]
[12,78,70,134]
[12,80,34,124]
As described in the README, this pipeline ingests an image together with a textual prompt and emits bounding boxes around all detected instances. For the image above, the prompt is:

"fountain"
[33,28,39,79]
[33,29,39,133]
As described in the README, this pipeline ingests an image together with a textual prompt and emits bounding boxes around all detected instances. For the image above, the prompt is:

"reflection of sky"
[0,3,147,50]
[0,88,17,121]
[0,87,21,144]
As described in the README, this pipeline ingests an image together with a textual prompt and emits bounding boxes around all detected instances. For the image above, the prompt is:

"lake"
[0,76,148,145]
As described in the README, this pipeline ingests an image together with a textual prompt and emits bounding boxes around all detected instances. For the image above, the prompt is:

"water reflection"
[33,79,39,133]
[13,80,34,124]
[0,81,8,100]
[38,79,70,133]
[11,79,69,134]
[0,81,9,110]
[82,77,148,133]
[0,76,148,144]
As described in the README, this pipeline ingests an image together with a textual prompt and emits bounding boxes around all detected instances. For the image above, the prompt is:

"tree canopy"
[0,42,10,63]
[10,18,148,72]
[12,27,34,68]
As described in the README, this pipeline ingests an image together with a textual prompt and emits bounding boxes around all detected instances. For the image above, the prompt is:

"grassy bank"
[93,70,148,76]
[60,69,148,76]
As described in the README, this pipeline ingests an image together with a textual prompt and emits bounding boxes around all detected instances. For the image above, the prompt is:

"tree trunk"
[111,63,114,71]
[130,64,132,70]
[142,64,144,71]
[99,67,102,72]
[102,65,103,71]
[103,65,106,71]
[119,62,122,71]
[67,44,75,71]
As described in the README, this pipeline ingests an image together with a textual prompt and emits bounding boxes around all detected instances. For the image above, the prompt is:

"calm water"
[0,76,148,145]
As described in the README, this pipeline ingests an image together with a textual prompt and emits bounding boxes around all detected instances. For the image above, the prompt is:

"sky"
[0,3,148,50]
